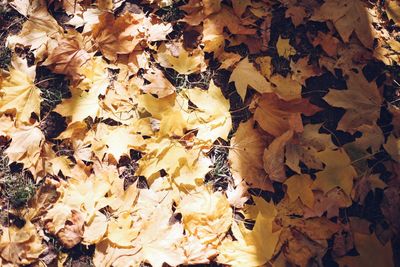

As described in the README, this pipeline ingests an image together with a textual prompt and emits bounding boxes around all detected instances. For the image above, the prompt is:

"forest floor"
[0,0,400,266]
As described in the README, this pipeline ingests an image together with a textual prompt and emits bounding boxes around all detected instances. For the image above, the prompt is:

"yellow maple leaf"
[155,43,206,74]
[186,81,232,142]
[83,211,108,245]
[92,123,145,161]
[173,150,212,189]
[6,1,63,56]
[142,67,175,98]
[229,57,273,101]
[277,36,296,59]
[54,87,102,122]
[312,149,357,195]
[138,93,188,137]
[5,124,45,171]
[107,211,140,247]
[284,174,315,208]
[218,201,280,267]
[0,58,41,123]
[178,187,232,245]
[0,221,45,265]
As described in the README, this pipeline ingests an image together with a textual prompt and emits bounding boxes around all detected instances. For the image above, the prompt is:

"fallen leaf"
[229,119,272,191]
[229,57,273,101]
[284,174,314,208]
[323,72,382,133]
[312,0,376,49]
[0,221,45,265]
[253,93,320,137]
[263,130,293,182]
[337,232,394,267]
[312,149,357,195]
[0,58,41,122]
[277,36,296,59]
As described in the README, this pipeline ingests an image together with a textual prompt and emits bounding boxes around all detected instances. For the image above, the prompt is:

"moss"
[0,148,36,209]
[0,47,11,69]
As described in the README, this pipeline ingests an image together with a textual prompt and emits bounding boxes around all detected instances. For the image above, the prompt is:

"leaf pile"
[0,0,400,266]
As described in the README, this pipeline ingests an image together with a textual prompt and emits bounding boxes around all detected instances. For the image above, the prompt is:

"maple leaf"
[270,73,302,101]
[94,190,185,267]
[352,174,386,203]
[0,58,41,122]
[229,119,273,191]
[0,221,45,265]
[232,0,252,17]
[5,124,45,171]
[263,130,293,182]
[178,187,232,245]
[285,123,336,173]
[229,57,273,101]
[337,232,394,267]
[312,149,357,195]
[92,123,145,162]
[138,93,189,137]
[135,139,188,183]
[173,150,212,189]
[83,211,108,245]
[323,72,382,133]
[186,81,232,142]
[142,67,175,98]
[386,0,400,26]
[304,189,352,219]
[54,87,103,123]
[155,43,206,74]
[290,56,322,85]
[56,210,85,248]
[218,200,280,267]
[312,31,340,57]
[285,6,307,26]
[60,0,83,15]
[276,36,296,59]
[42,30,91,80]
[91,12,144,61]
[284,174,314,208]
[107,211,140,246]
[6,3,63,57]
[253,93,320,137]
[53,57,110,122]
[384,134,400,162]
[146,22,173,42]
[202,7,257,53]
[311,0,376,49]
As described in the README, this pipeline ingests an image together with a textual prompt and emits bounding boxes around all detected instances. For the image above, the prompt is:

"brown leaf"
[253,93,320,137]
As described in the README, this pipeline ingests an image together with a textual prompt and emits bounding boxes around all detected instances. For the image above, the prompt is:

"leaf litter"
[0,0,400,266]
